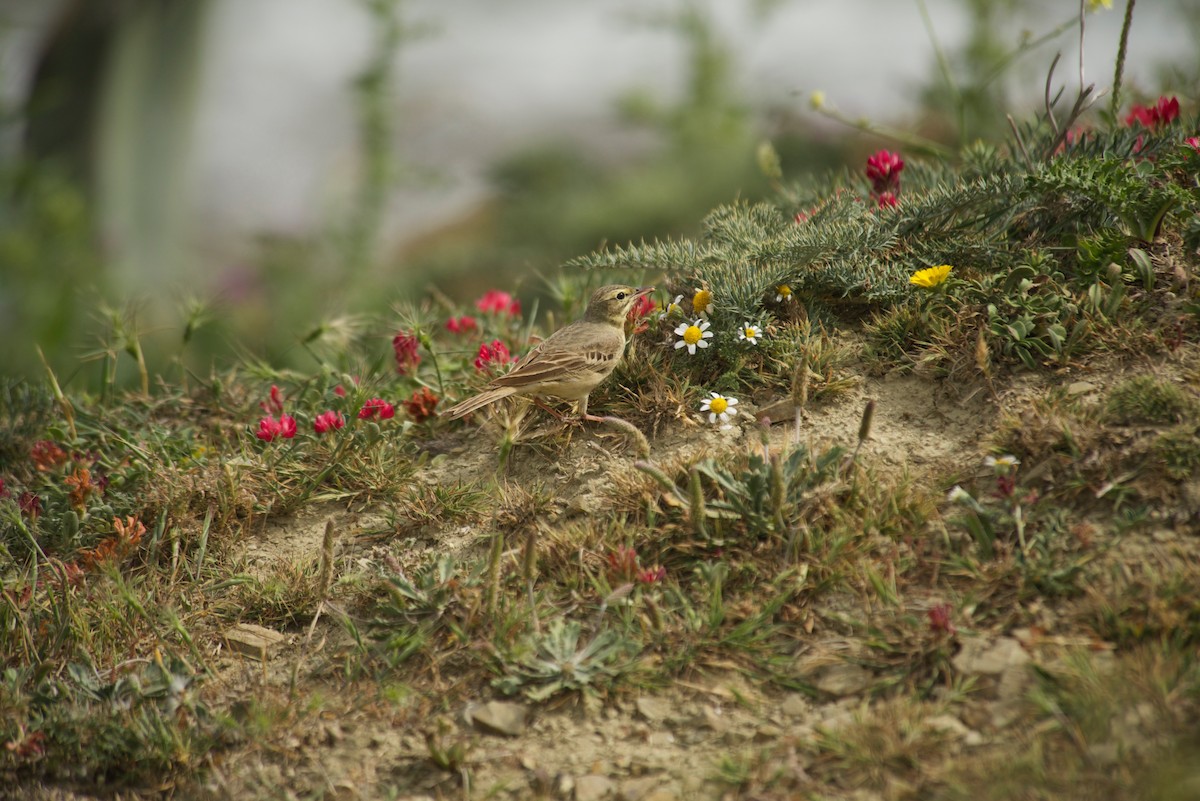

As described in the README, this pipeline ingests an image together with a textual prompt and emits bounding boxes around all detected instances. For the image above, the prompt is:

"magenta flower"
[1124,95,1180,128]
[927,603,956,635]
[475,289,521,317]
[637,565,667,584]
[474,339,513,371]
[358,398,396,420]
[392,331,421,375]
[313,410,346,434]
[876,191,899,209]
[256,414,296,442]
[865,149,904,194]
[259,385,285,415]
[446,315,478,334]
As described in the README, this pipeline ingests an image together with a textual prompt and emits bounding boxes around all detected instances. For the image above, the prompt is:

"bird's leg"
[577,395,607,423]
[531,397,568,420]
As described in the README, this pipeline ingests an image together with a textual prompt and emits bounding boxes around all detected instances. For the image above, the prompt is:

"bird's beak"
[634,286,655,297]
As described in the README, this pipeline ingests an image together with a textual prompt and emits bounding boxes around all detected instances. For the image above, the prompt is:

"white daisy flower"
[699,392,739,426]
[673,319,713,355]
[738,322,762,345]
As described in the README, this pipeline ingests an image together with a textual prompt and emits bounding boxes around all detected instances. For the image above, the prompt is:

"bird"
[443,284,654,422]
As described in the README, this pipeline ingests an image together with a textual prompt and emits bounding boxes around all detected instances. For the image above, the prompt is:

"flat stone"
[635,696,672,723]
[952,637,1030,676]
[813,663,874,696]
[223,623,287,661]
[575,774,616,801]
[780,694,811,718]
[465,700,528,737]
[641,791,680,801]
[618,776,661,801]
[1066,381,1098,396]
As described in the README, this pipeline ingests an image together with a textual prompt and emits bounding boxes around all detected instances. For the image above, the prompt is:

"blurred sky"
[1,0,1194,268]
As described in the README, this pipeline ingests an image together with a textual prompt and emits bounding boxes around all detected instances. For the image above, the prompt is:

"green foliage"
[0,163,103,379]
[1105,375,1196,425]
[0,655,227,786]
[493,618,638,701]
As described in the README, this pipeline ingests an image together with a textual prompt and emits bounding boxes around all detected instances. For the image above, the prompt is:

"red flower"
[637,565,667,584]
[446,315,478,334]
[0,478,8,499]
[313,410,346,434]
[475,289,521,317]
[18,492,42,520]
[256,414,297,442]
[1125,95,1180,128]
[259,384,285,415]
[794,210,809,224]
[403,387,439,423]
[333,384,347,397]
[876,191,899,209]
[865,149,904,194]
[392,331,421,375]
[30,440,68,472]
[1185,136,1200,151]
[606,546,639,583]
[474,339,513,371]
[927,603,956,635]
[629,293,656,320]
[358,398,396,420]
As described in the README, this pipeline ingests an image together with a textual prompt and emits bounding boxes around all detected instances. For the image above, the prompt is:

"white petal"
[696,339,709,348]
[726,397,739,406]
[674,340,686,349]
[708,412,718,424]
[687,343,697,354]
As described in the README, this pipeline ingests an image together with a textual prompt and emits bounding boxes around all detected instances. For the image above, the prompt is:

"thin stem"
[1111,0,1136,118]
[915,0,963,139]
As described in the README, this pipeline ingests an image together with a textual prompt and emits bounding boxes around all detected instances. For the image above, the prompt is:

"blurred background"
[0,0,1196,386]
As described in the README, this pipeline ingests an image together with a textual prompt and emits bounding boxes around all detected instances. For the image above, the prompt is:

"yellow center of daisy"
[709,397,728,415]
[692,290,712,314]
[777,284,791,297]
[683,325,703,345]
[745,327,756,337]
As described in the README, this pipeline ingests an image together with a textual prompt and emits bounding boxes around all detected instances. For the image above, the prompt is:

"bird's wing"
[490,327,621,389]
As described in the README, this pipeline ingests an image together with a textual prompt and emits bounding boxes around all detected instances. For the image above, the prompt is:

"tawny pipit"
[443,285,654,422]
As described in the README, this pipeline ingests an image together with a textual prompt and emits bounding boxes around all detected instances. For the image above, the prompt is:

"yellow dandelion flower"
[910,265,953,289]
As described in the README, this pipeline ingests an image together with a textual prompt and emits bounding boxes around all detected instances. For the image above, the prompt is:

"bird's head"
[584,285,655,326]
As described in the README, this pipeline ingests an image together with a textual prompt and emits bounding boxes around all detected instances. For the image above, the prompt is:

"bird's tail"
[441,386,519,420]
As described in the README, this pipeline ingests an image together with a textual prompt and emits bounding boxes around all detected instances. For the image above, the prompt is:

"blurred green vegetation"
[0,0,1195,389]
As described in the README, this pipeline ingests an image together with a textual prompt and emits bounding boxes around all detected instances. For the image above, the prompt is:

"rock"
[926,714,970,737]
[465,700,528,737]
[699,705,728,732]
[813,663,874,696]
[754,724,784,741]
[575,774,616,801]
[1066,381,1098,396]
[618,776,661,801]
[223,623,287,662]
[952,637,1030,676]
[926,714,983,745]
[780,694,811,718]
[641,791,679,801]
[645,731,675,747]
[635,696,673,723]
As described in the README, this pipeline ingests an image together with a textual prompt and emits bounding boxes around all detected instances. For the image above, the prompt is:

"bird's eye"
[616,291,627,300]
